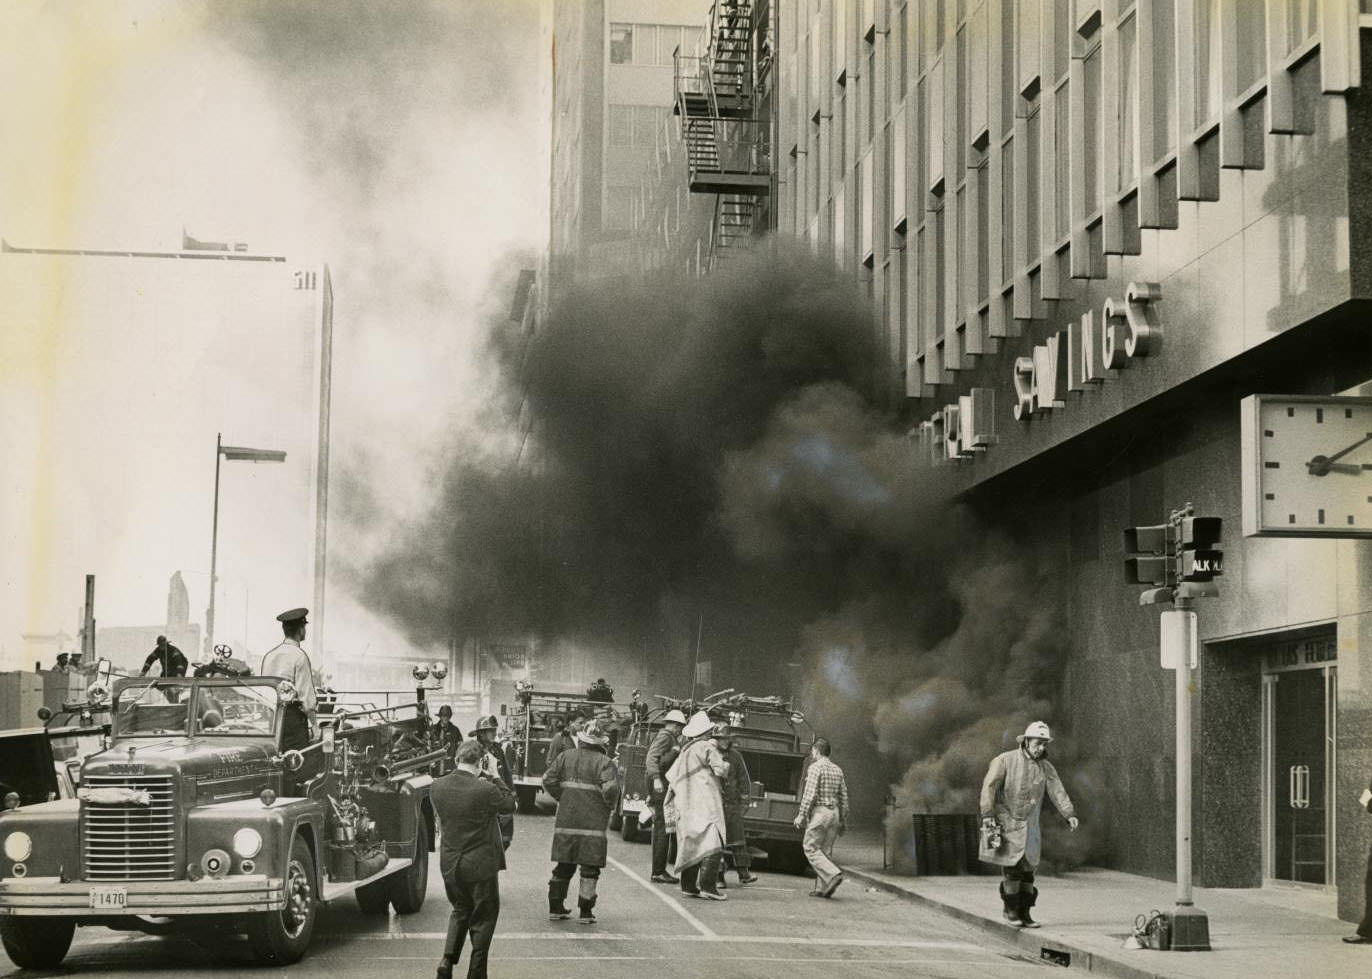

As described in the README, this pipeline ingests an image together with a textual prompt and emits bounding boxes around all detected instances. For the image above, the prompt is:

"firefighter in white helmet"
[979,721,1079,928]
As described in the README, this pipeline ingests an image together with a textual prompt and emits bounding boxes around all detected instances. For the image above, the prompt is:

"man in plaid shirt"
[793,737,848,898]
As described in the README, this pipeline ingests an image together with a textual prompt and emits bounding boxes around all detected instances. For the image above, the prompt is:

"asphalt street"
[4,814,1050,978]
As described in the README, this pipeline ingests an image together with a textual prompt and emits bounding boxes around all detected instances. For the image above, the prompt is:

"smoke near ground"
[353,244,1103,867]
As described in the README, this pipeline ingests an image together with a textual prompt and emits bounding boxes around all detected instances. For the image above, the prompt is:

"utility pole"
[1123,503,1224,952]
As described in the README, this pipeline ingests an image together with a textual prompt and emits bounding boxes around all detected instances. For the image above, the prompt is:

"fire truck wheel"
[0,916,75,969]
[620,812,640,843]
[247,834,317,965]
[389,819,429,914]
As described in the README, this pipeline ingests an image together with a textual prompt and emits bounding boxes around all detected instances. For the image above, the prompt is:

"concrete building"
[547,0,709,286]
[611,0,1372,926]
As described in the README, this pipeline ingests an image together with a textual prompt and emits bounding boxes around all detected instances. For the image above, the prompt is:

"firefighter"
[141,635,188,677]
[473,714,514,850]
[979,721,1079,928]
[717,725,758,885]
[646,709,687,883]
[435,705,464,769]
[543,719,619,924]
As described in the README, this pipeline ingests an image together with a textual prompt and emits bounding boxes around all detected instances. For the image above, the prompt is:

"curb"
[845,868,1171,979]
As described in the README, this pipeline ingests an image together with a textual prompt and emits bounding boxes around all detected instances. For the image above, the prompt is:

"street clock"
[1240,394,1372,537]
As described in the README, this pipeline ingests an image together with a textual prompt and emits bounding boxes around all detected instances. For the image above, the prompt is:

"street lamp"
[208,433,286,654]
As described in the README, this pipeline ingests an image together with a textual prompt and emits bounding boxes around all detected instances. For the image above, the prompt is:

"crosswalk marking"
[328,931,979,950]
[604,854,718,939]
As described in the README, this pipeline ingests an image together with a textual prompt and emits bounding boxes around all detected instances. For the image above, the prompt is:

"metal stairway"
[673,0,770,271]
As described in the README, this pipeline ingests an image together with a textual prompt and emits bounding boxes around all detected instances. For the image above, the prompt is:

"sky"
[0,0,546,673]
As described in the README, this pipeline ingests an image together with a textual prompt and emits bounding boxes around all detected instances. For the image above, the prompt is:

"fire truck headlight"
[3,832,32,862]
[232,828,263,859]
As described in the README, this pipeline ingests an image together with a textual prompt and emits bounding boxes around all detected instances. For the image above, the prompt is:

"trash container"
[910,814,995,875]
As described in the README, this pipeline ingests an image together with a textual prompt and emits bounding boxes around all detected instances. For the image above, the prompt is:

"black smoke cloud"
[354,245,1102,865]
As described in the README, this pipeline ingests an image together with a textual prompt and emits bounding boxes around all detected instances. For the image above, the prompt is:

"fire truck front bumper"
[0,875,285,916]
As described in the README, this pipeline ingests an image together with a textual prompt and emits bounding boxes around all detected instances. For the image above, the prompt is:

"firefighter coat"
[665,737,729,872]
[979,747,1075,867]
[543,743,618,867]
[720,746,752,846]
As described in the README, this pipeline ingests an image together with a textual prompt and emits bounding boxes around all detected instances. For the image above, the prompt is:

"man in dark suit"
[431,739,516,979]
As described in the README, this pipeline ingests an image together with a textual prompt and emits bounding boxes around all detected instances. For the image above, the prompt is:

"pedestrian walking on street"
[666,713,731,900]
[794,737,849,898]
[979,721,1078,928]
[472,714,514,850]
[718,726,758,886]
[543,719,619,924]
[1343,771,1372,944]
[646,708,687,883]
[431,740,516,979]
[141,634,187,677]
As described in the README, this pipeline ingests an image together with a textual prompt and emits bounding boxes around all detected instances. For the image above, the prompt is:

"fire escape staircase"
[674,1,769,270]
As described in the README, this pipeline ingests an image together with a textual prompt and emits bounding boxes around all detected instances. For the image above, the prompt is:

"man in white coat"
[665,713,730,900]
[979,721,1078,928]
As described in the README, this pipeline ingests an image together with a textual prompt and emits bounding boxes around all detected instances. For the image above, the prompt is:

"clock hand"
[1325,432,1372,464]
[1306,432,1372,476]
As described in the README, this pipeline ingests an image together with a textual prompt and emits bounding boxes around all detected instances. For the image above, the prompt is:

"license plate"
[88,886,127,910]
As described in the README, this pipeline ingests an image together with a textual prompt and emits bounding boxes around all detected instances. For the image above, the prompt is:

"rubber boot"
[1000,881,1021,925]
[548,876,571,920]
[578,876,598,924]
[1017,886,1041,928]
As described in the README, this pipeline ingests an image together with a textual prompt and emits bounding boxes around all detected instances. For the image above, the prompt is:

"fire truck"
[0,672,439,969]
[499,681,626,813]
[613,690,814,868]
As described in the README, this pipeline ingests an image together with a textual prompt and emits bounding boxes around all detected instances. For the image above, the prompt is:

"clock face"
[1241,395,1372,537]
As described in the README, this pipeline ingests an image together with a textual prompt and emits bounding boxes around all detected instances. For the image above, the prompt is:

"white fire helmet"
[661,709,687,726]
[1016,721,1053,743]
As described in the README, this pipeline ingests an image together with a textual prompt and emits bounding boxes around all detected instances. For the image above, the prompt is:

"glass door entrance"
[1262,634,1337,886]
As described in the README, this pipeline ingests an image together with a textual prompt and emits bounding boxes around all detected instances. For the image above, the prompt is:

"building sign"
[1263,636,1337,674]
[920,283,1162,463]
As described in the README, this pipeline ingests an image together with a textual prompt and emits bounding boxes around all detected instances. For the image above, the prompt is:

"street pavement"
[3,813,1050,978]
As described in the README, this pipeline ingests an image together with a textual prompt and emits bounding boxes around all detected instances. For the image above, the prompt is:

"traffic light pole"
[1173,596,1196,909]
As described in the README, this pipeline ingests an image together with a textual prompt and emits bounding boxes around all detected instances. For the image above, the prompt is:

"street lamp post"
[207,433,287,654]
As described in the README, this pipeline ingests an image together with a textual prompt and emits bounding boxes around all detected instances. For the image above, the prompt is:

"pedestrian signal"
[1176,517,1223,582]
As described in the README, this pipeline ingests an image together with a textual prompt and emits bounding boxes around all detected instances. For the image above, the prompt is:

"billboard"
[0,242,332,670]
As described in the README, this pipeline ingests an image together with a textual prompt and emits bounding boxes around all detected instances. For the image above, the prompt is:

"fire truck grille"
[82,775,177,880]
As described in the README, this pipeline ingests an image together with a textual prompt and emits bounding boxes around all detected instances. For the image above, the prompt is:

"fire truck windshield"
[193,682,280,735]
[113,679,193,735]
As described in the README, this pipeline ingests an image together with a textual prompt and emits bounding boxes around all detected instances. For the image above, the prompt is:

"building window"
[1196,0,1221,126]
[1053,0,1071,82]
[866,41,877,144]
[932,191,946,338]
[954,26,966,173]
[1151,0,1176,161]
[837,80,848,179]
[975,156,989,300]
[610,24,633,64]
[1001,133,1014,277]
[1235,0,1267,93]
[898,1,909,98]
[1287,1,1318,53]
[999,0,1015,137]
[1054,78,1071,239]
[1117,11,1137,190]
[1081,24,1101,217]
[1025,95,1040,262]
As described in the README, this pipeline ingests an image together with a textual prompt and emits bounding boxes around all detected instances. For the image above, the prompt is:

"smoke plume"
[352,245,1102,866]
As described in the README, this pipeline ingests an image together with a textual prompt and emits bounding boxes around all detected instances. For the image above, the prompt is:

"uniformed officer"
[473,714,514,850]
[261,608,319,776]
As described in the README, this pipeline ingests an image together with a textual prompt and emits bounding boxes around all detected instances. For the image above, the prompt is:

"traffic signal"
[1124,524,1174,586]
[1176,516,1223,582]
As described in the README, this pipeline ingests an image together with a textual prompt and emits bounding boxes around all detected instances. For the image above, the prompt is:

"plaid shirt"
[798,756,849,825]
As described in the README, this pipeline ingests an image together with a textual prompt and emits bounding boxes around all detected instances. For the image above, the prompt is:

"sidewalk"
[834,833,1362,979]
